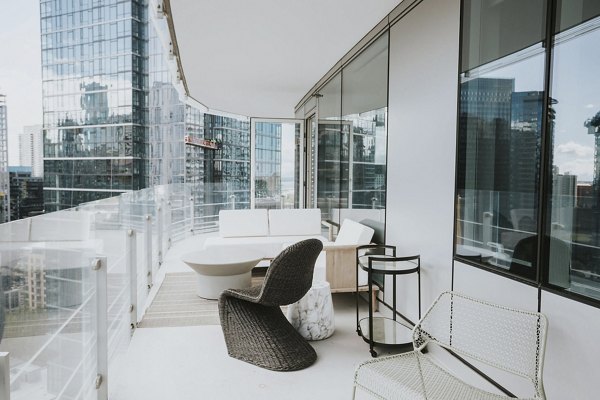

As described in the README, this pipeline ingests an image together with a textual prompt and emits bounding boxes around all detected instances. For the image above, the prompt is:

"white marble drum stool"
[181,248,264,300]
[287,281,335,341]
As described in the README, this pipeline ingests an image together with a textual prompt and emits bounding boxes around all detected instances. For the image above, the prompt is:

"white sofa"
[204,208,376,290]
[203,208,328,259]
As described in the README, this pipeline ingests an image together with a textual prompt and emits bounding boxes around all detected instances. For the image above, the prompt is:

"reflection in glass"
[455,47,545,278]
[317,120,350,219]
[316,74,346,220]
[313,33,388,225]
[547,13,600,300]
[456,0,547,279]
[342,33,388,223]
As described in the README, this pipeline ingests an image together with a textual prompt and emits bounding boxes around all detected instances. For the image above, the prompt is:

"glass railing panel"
[0,181,234,397]
[117,191,153,322]
[0,218,30,242]
[0,242,99,399]
[190,182,247,234]
[166,184,190,242]
[29,209,93,242]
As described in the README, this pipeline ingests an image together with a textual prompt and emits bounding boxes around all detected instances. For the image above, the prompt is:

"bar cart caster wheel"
[370,349,377,357]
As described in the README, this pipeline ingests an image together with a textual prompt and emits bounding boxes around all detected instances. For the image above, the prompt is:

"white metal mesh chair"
[352,291,548,400]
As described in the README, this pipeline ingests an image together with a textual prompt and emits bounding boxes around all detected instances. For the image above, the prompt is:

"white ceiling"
[169,0,402,118]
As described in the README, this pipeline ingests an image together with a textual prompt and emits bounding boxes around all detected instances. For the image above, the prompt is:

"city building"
[40,1,146,210]
[201,113,251,212]
[0,94,9,223]
[40,0,198,211]
[19,125,44,178]
[8,166,44,220]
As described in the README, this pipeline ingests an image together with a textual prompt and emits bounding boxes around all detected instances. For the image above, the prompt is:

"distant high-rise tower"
[9,166,44,220]
[20,125,44,177]
[457,78,514,243]
[509,91,544,217]
[0,94,10,223]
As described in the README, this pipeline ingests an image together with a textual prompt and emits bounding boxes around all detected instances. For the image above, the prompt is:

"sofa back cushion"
[335,219,375,245]
[219,209,269,238]
[268,209,322,236]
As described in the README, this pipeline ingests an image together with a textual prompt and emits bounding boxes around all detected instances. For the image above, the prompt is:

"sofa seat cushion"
[268,209,322,236]
[218,209,269,238]
[204,235,328,259]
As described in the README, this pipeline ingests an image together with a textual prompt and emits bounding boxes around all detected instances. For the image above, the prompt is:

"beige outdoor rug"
[138,272,275,328]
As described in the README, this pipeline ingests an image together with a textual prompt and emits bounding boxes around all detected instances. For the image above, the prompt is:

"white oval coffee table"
[181,248,264,299]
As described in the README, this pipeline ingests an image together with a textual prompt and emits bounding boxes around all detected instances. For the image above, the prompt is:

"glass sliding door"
[250,119,303,209]
[315,74,346,221]
[341,32,388,224]
[304,34,389,225]
[306,114,317,209]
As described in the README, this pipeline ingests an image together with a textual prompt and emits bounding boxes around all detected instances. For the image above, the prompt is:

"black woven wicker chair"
[218,238,323,371]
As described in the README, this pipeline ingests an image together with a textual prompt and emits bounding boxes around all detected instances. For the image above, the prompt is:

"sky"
[0,1,43,165]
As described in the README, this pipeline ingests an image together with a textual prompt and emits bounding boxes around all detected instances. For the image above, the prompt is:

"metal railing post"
[157,204,163,267]
[166,200,172,249]
[145,215,153,290]
[126,229,138,332]
[92,257,108,400]
[483,211,493,246]
[189,196,195,234]
[0,352,10,400]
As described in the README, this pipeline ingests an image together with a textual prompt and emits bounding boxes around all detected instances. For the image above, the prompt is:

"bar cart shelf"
[355,245,421,357]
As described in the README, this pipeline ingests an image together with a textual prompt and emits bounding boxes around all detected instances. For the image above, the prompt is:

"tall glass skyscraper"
[0,94,9,222]
[39,0,197,211]
[40,0,148,211]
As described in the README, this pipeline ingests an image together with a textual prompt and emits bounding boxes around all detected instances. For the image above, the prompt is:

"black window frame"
[453,0,600,309]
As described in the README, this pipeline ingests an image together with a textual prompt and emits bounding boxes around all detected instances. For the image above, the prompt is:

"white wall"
[385,1,600,398]
[386,0,460,319]
[454,261,539,310]
[541,290,600,399]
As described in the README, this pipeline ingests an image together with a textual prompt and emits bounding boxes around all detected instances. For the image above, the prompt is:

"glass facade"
[0,94,9,222]
[9,167,44,220]
[184,103,205,194]
[146,9,186,189]
[316,74,348,220]
[40,0,146,211]
[456,0,600,302]
[342,34,388,212]
[312,33,388,224]
[201,113,251,213]
[255,122,282,208]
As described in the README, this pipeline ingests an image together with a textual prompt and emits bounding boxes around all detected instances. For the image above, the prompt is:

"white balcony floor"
[110,234,403,400]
